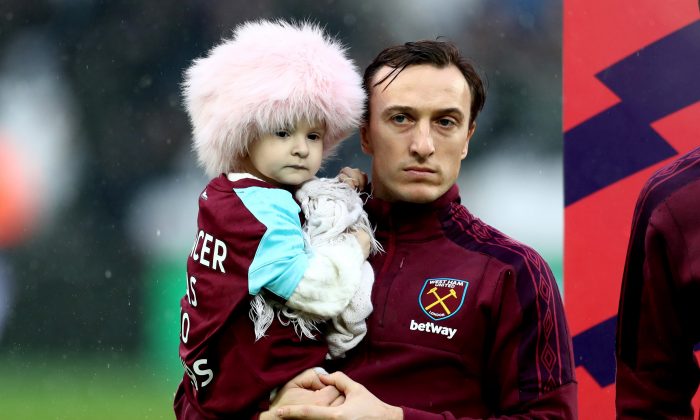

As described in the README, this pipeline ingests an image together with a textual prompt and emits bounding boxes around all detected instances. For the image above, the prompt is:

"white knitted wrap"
[249,177,379,358]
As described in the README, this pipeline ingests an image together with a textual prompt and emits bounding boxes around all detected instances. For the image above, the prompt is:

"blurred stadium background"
[0,1,562,418]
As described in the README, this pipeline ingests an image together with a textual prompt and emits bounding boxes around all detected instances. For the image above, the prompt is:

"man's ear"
[360,125,373,155]
[461,122,476,159]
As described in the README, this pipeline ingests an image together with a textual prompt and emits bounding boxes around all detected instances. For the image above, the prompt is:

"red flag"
[564,1,700,416]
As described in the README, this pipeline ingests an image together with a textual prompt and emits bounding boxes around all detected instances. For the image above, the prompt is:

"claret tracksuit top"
[616,146,700,418]
[331,184,577,419]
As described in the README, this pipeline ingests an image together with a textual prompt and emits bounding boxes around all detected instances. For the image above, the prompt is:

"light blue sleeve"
[235,187,309,300]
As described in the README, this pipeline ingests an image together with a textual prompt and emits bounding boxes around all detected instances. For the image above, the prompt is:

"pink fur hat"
[183,19,365,177]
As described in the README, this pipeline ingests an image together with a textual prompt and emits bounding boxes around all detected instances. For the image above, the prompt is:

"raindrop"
[138,74,153,88]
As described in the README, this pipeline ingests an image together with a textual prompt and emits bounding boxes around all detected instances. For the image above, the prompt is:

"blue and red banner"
[564,1,700,416]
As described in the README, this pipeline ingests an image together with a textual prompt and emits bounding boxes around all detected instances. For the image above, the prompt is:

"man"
[616,146,700,418]
[263,40,577,419]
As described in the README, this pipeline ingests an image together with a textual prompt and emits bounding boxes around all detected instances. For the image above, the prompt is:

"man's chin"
[393,185,445,204]
[406,195,440,204]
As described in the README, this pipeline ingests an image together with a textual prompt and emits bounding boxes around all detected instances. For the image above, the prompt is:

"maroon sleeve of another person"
[616,147,700,418]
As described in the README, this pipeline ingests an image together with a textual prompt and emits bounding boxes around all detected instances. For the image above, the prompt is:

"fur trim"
[249,293,323,341]
[249,294,275,340]
[184,19,365,177]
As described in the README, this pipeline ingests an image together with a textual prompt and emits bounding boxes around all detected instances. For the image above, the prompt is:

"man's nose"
[291,134,309,157]
[409,121,435,158]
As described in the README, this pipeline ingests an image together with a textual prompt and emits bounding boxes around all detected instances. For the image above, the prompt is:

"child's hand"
[338,167,367,191]
[353,230,371,259]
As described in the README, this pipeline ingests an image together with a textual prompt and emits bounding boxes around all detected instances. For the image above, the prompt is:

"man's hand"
[338,167,368,191]
[275,372,403,420]
[260,369,343,420]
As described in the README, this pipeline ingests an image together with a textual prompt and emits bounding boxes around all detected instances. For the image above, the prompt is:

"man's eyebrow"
[436,108,466,119]
[381,105,466,120]
[382,105,464,118]
[381,105,415,116]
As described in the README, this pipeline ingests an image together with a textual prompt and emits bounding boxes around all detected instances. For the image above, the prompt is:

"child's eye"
[275,130,290,138]
[307,133,321,141]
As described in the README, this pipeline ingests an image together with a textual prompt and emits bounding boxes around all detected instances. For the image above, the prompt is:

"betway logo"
[409,319,457,339]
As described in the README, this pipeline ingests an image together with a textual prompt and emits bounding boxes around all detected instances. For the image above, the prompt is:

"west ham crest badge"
[419,278,469,321]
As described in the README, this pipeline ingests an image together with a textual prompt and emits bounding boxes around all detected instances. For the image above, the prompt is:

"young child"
[174,20,376,419]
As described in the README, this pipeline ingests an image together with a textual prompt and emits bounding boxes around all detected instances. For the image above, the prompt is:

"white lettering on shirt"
[409,319,457,339]
[191,230,204,261]
[181,357,214,392]
[190,230,227,274]
[200,234,212,267]
[212,239,226,273]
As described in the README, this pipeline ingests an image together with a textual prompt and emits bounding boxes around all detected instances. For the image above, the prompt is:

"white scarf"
[249,177,380,357]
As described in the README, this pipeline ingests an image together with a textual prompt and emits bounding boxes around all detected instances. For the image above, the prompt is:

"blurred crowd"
[0,0,561,363]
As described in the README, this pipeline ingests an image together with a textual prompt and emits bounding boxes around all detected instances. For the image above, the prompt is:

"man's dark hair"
[363,40,486,127]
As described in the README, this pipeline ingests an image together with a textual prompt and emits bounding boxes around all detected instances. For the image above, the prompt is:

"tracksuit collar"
[365,184,462,241]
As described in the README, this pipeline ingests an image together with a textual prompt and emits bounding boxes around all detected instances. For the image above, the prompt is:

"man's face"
[361,64,476,203]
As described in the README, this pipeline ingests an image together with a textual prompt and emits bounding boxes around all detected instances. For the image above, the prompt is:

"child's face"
[244,119,324,187]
